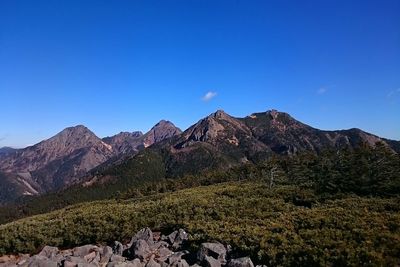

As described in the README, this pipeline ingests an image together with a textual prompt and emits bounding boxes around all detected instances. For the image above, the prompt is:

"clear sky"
[1,0,399,147]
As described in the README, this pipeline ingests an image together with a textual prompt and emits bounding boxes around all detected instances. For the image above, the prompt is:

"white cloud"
[317,87,327,95]
[387,88,400,98]
[202,91,217,101]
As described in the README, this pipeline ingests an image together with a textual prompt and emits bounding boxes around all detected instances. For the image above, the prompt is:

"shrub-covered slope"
[1,181,399,266]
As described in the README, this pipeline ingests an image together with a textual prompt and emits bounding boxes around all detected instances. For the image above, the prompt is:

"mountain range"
[0,109,398,203]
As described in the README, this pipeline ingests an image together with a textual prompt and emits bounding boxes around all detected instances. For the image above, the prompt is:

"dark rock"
[113,241,124,256]
[166,229,188,250]
[197,243,226,265]
[227,257,254,267]
[203,256,221,267]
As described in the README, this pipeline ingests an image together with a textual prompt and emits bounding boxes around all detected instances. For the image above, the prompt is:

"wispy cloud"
[317,87,328,95]
[387,88,400,98]
[202,91,217,102]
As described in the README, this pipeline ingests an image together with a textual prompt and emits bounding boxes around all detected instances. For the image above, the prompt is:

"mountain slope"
[0,147,16,157]
[0,125,114,198]
[1,109,399,204]
[0,122,182,203]
[96,109,400,181]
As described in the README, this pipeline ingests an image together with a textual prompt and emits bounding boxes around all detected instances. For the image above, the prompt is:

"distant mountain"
[103,131,144,155]
[102,120,182,155]
[142,120,183,147]
[0,125,113,198]
[0,109,399,204]
[96,109,400,181]
[0,147,16,157]
[0,122,182,203]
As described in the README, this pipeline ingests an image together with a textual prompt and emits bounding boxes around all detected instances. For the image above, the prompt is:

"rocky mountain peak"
[209,109,230,120]
[267,109,280,120]
[143,121,182,147]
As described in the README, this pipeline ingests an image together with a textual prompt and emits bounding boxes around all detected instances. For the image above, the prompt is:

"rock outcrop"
[0,228,255,267]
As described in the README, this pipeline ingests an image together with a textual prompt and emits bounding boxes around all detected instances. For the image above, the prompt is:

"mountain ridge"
[0,109,398,204]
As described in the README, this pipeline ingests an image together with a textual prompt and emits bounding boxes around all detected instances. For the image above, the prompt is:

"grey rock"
[110,255,126,263]
[227,257,254,267]
[170,259,189,267]
[129,259,142,267]
[25,256,58,267]
[145,258,160,267]
[84,251,100,263]
[149,241,169,251]
[63,261,77,267]
[167,251,187,265]
[65,256,87,264]
[99,246,113,265]
[129,228,154,246]
[197,243,226,265]
[38,246,59,259]
[155,247,173,262]
[73,245,99,257]
[131,240,151,260]
[77,263,100,267]
[106,263,136,267]
[203,256,221,267]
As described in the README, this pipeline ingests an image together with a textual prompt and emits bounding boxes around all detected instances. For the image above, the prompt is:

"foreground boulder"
[197,242,227,265]
[2,228,254,267]
[227,257,254,267]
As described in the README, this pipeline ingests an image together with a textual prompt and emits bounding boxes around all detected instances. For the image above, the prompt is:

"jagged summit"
[143,120,182,147]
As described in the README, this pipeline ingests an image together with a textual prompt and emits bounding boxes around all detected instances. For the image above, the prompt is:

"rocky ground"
[0,228,255,267]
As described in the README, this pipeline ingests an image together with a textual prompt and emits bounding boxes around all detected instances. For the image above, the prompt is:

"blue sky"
[0,0,399,147]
